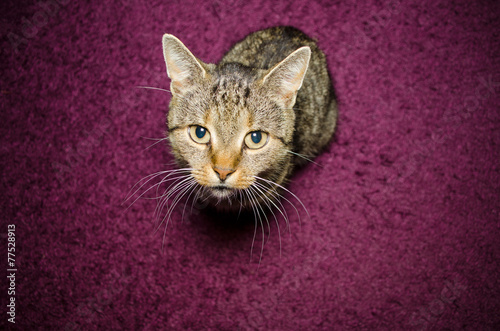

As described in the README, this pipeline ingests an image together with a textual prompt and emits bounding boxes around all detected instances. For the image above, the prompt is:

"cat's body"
[162,26,337,211]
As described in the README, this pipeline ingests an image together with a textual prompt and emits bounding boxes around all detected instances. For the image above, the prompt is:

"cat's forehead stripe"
[213,80,249,111]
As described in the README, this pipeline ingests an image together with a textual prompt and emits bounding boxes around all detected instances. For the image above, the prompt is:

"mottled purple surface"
[1,0,499,329]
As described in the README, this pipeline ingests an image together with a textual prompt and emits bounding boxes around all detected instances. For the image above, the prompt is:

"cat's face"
[162,34,310,209]
[168,74,292,203]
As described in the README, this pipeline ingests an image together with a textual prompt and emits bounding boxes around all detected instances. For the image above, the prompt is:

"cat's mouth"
[209,185,236,199]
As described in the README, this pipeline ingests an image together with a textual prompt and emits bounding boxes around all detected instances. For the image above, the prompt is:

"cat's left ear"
[162,34,207,96]
[261,46,311,109]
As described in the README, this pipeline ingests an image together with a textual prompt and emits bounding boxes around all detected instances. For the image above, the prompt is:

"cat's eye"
[188,125,211,144]
[244,131,269,149]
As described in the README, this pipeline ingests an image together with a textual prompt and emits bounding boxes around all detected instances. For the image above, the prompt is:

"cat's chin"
[209,186,236,199]
[202,186,244,211]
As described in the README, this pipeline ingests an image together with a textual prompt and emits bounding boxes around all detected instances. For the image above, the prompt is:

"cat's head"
[161,34,310,209]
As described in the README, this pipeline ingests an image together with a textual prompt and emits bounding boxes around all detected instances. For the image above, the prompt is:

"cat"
[156,26,337,218]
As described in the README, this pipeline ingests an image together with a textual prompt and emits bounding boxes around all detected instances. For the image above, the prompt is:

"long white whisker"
[154,176,194,228]
[141,137,168,151]
[153,178,196,249]
[236,189,244,221]
[123,170,170,205]
[163,179,197,221]
[251,183,283,258]
[252,182,289,227]
[243,189,258,262]
[286,150,322,167]
[161,179,197,251]
[253,180,301,227]
[253,176,310,222]
[153,175,192,228]
[246,186,266,266]
[123,168,193,208]
[248,186,270,242]
[125,168,192,200]
[163,179,196,224]
[190,185,206,215]
[181,182,200,223]
[152,172,193,201]
[136,86,171,93]
[252,181,291,234]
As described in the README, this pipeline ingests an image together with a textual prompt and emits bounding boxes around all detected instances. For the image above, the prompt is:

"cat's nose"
[213,166,235,181]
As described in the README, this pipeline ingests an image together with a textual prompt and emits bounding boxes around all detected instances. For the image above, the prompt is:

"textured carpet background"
[1,0,499,329]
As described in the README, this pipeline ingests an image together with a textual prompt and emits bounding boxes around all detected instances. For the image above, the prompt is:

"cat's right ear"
[260,46,311,109]
[162,34,206,96]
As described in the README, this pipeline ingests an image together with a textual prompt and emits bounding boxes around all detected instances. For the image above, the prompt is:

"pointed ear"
[261,46,311,109]
[162,34,206,96]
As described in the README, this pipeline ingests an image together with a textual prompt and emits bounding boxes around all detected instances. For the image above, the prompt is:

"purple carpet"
[2,0,499,329]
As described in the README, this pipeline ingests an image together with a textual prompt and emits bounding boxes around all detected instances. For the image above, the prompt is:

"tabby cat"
[160,26,337,214]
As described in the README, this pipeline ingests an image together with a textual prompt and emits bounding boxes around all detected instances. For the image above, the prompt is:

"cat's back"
[220,26,319,70]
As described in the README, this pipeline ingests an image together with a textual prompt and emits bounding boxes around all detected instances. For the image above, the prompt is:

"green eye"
[245,131,268,149]
[189,125,210,144]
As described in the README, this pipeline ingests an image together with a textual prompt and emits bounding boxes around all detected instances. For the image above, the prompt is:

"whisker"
[164,179,197,219]
[163,179,196,222]
[141,136,167,141]
[253,180,301,227]
[246,186,266,266]
[141,136,169,151]
[250,184,283,258]
[286,150,322,167]
[136,86,171,93]
[181,182,200,223]
[252,181,291,234]
[236,189,244,221]
[242,189,258,262]
[135,172,192,206]
[253,175,310,223]
[159,160,180,168]
[154,176,194,229]
[190,185,206,215]
[152,173,193,201]
[248,186,271,242]
[252,182,289,226]
[152,174,193,227]
[123,168,192,208]
[123,170,170,205]
[160,179,197,251]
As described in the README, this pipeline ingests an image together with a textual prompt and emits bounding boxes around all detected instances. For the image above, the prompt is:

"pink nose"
[213,166,235,181]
